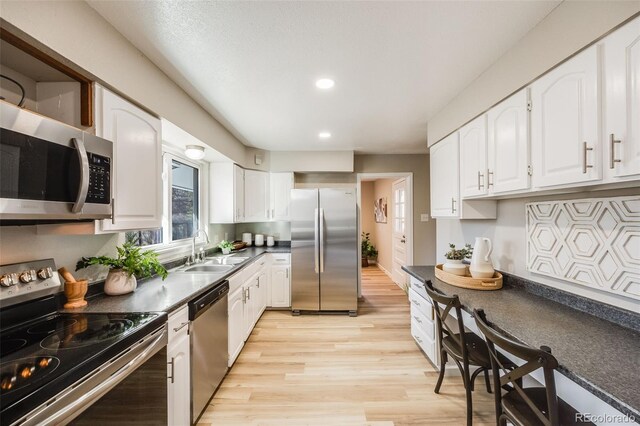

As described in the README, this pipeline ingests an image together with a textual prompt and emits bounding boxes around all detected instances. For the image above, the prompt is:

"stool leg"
[484,368,492,393]
[463,362,473,426]
[434,350,447,394]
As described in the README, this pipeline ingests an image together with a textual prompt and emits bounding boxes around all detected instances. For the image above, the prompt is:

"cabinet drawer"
[409,288,432,317]
[411,319,436,364]
[270,253,291,264]
[409,277,430,302]
[411,302,435,340]
[168,305,189,341]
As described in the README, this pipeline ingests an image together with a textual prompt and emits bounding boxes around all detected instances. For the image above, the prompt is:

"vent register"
[526,195,640,301]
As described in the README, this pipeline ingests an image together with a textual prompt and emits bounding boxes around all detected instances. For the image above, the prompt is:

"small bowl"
[64,280,88,309]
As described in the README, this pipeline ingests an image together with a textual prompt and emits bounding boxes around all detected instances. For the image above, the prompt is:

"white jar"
[254,234,264,246]
[267,236,275,247]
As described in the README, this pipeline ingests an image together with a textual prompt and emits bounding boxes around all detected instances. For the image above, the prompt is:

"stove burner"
[40,318,135,350]
[0,339,27,358]
[0,356,60,395]
[27,318,77,335]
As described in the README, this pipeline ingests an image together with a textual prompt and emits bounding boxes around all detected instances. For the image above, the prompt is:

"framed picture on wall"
[374,197,387,223]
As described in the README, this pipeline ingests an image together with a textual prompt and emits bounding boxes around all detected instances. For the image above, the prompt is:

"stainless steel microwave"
[0,101,113,222]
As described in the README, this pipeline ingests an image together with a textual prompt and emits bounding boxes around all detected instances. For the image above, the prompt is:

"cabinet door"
[603,17,640,178]
[256,270,268,318]
[96,86,162,231]
[228,287,245,367]
[487,89,530,194]
[270,172,294,220]
[167,328,190,426]
[234,165,245,222]
[243,280,256,340]
[244,170,270,222]
[459,115,488,198]
[430,133,459,218]
[269,265,291,308]
[531,46,600,188]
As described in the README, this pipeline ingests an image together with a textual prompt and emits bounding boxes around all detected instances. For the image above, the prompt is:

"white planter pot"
[443,259,468,276]
[104,269,137,295]
[221,248,231,255]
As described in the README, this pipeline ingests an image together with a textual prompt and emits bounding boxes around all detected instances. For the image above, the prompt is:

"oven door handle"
[23,327,166,426]
[71,137,90,213]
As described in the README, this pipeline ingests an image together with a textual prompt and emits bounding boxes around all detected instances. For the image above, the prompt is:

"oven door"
[14,325,168,426]
[0,101,112,221]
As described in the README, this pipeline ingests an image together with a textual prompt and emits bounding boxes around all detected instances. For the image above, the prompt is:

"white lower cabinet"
[408,281,438,367]
[228,286,245,367]
[167,306,190,426]
[268,254,291,308]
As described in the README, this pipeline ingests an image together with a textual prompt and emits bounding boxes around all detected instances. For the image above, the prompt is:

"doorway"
[357,173,413,293]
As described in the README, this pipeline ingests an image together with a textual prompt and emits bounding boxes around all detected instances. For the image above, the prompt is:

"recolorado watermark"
[576,413,636,424]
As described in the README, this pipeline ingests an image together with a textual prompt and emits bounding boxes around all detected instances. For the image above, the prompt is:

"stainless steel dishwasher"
[189,280,229,424]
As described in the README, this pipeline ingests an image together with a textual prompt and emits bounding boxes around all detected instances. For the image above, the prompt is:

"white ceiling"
[88,1,560,154]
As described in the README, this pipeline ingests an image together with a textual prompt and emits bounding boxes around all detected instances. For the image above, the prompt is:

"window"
[126,156,201,247]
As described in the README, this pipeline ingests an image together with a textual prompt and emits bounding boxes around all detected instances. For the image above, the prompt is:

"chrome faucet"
[188,228,210,265]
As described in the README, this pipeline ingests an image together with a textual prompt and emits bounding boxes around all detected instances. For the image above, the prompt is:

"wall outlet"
[420,213,430,222]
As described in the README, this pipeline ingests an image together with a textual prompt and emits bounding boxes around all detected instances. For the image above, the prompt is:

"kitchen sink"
[205,257,249,265]
[181,264,234,273]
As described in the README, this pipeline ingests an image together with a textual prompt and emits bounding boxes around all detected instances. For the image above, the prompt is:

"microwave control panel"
[86,154,111,204]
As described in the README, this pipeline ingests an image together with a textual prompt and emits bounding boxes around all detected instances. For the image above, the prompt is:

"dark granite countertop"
[60,246,290,315]
[403,265,640,420]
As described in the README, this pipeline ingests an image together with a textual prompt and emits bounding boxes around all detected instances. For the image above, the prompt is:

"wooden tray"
[434,264,502,291]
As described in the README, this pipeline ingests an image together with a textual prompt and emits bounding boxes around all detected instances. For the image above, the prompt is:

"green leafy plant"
[76,241,168,280]
[361,232,378,259]
[444,243,473,261]
[218,240,234,251]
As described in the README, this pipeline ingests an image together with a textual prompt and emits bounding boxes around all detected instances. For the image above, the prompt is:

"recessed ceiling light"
[185,145,205,160]
[318,132,332,139]
[315,78,335,89]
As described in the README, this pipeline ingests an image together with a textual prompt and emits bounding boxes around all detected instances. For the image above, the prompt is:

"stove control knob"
[37,267,54,280]
[19,270,36,284]
[0,273,18,287]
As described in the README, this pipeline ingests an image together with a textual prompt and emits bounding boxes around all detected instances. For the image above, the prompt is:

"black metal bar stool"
[424,281,511,426]
[473,309,595,426]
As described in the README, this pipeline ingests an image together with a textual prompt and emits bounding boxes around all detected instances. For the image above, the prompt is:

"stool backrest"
[473,308,561,426]
[423,280,468,359]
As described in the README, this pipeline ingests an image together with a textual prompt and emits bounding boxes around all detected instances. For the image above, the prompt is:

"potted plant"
[443,243,473,276]
[361,232,378,267]
[218,240,234,255]
[76,242,168,296]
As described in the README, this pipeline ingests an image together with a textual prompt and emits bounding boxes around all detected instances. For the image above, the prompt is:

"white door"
[270,265,291,307]
[234,165,245,222]
[227,287,245,367]
[270,172,294,220]
[603,17,640,178]
[167,329,190,426]
[391,178,408,287]
[430,133,459,218]
[96,86,162,231]
[459,115,488,198]
[531,45,600,188]
[487,88,531,194]
[244,170,270,222]
[243,280,255,341]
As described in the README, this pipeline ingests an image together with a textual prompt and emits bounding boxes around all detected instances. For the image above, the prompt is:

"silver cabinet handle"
[71,137,89,213]
[247,287,251,300]
[609,133,621,169]
[413,315,422,324]
[411,299,420,306]
[285,268,289,278]
[583,141,593,173]
[167,357,175,384]
[256,277,260,288]
[451,198,456,214]
[477,171,484,190]
[111,198,116,224]
[242,288,247,303]
[272,208,275,218]
[413,334,423,344]
[487,169,493,187]
[173,322,189,333]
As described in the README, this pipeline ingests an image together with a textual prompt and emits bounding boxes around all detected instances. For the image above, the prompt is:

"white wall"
[271,151,354,172]
[435,188,640,312]
[0,0,247,164]
[427,1,640,145]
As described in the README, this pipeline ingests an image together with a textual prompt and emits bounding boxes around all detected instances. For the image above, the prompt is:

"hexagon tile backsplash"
[526,195,640,301]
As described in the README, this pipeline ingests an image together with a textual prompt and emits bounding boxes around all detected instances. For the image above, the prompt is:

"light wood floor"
[198,267,495,425]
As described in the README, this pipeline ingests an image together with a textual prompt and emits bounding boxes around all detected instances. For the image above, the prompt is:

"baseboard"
[376,263,393,279]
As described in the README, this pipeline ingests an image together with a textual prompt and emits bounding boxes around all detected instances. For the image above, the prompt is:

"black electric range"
[0,295,167,425]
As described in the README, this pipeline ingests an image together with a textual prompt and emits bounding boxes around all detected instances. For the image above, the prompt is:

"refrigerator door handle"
[314,208,319,274]
[319,208,325,273]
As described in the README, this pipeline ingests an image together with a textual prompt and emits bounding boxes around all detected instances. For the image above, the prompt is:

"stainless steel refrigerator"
[291,188,358,316]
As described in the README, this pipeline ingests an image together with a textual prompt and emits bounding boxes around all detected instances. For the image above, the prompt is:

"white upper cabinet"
[430,133,459,218]
[603,17,640,178]
[487,88,531,194]
[95,85,162,231]
[531,45,601,189]
[270,172,294,221]
[459,115,488,198]
[210,163,244,223]
[244,170,270,222]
